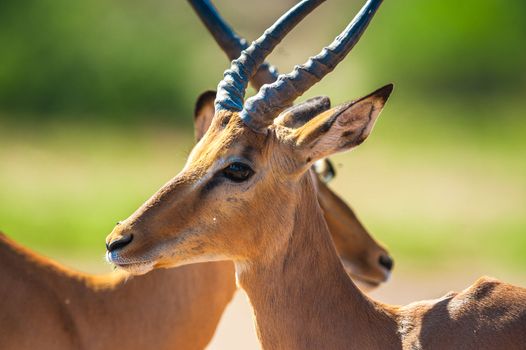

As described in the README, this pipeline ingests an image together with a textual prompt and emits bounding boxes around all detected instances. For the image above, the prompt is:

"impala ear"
[194,90,217,141]
[290,84,393,163]
[274,96,331,129]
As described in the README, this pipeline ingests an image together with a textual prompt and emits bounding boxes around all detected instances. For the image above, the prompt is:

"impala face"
[186,0,392,288]
[106,0,390,283]
[194,92,393,288]
[106,86,392,276]
[107,111,284,273]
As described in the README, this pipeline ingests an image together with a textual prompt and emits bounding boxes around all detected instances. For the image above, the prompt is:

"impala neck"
[0,233,236,349]
[236,175,399,349]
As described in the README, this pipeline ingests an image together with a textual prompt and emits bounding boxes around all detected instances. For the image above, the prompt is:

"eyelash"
[221,162,254,183]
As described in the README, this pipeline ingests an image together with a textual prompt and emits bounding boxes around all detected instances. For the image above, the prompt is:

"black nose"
[378,254,394,271]
[106,234,133,252]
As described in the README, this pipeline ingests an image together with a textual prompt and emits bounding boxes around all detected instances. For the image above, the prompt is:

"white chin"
[117,262,154,276]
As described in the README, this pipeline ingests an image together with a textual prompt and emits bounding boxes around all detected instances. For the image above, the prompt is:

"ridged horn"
[242,0,384,132]
[187,0,278,89]
[214,0,326,115]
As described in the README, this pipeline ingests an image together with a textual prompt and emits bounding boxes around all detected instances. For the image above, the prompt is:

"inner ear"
[274,96,331,129]
[194,90,217,141]
[291,84,393,163]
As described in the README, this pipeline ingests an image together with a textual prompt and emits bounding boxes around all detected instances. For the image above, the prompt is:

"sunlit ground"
[1,98,525,349]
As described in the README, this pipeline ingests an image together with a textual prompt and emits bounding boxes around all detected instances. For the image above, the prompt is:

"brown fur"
[0,232,235,350]
[0,104,392,349]
[193,92,392,289]
[107,85,526,349]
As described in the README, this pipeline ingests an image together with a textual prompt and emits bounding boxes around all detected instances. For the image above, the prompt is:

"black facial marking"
[198,176,224,199]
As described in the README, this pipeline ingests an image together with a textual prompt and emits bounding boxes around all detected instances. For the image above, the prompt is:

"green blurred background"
[0,0,525,284]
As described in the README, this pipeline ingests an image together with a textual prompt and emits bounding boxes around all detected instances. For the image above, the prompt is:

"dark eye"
[222,162,254,183]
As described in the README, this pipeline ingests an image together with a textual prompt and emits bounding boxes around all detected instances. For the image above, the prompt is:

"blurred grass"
[0,121,192,259]
[1,0,525,119]
[329,95,526,273]
[1,95,525,273]
[0,0,525,275]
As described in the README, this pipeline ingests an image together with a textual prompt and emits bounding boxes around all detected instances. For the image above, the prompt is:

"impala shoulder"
[449,276,499,306]
[471,275,519,298]
[447,276,526,316]
[396,293,456,347]
[464,276,501,298]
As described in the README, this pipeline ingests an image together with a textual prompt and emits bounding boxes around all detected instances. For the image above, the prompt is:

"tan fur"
[395,277,526,349]
[0,108,392,349]
[314,174,389,288]
[107,87,526,349]
[194,93,392,289]
[0,232,235,350]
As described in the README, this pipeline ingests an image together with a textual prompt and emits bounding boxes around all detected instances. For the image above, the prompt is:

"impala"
[0,45,392,350]
[106,0,526,349]
[0,127,390,350]
[0,150,388,350]
[189,0,393,288]
[0,5,396,350]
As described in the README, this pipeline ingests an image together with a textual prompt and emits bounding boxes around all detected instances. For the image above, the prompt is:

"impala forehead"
[185,114,265,178]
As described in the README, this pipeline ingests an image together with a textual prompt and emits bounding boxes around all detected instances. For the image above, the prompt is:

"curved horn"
[242,0,384,132]
[214,0,326,115]
[187,0,278,89]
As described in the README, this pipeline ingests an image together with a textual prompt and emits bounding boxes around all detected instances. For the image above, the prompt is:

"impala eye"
[222,162,254,183]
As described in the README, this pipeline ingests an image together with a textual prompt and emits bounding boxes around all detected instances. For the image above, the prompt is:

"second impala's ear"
[274,96,331,129]
[290,84,393,163]
[194,90,217,141]
[312,158,336,183]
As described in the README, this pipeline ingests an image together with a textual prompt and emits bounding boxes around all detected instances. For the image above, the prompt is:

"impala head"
[106,0,391,283]
[193,0,392,287]
[194,90,392,288]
